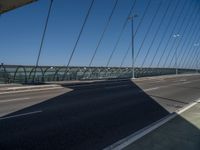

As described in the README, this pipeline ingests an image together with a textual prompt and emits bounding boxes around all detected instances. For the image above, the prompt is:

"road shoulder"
[123,100,200,150]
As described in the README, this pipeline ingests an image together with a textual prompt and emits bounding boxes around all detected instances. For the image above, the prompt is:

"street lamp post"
[129,14,138,79]
[173,34,180,75]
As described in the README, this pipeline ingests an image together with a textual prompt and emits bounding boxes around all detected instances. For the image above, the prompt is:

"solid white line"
[0,86,63,95]
[177,99,200,114]
[0,110,42,121]
[103,98,200,150]
[0,97,30,103]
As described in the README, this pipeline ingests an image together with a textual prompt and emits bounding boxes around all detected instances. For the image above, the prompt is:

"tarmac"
[0,74,200,150]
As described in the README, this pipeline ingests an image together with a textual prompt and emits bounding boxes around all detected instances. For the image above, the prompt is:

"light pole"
[129,14,138,79]
[194,43,199,73]
[173,34,180,75]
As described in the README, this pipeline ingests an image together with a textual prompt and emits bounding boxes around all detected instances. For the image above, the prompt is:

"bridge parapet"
[0,64,198,84]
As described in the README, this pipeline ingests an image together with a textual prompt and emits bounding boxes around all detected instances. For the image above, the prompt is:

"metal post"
[131,17,135,79]
[173,34,180,75]
[175,46,178,75]
[129,14,138,79]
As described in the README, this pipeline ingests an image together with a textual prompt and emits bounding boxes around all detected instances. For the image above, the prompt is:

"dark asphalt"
[0,75,200,150]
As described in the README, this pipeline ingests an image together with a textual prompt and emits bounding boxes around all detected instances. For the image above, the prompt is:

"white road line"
[103,98,200,150]
[69,80,128,88]
[0,110,42,121]
[177,99,200,114]
[0,97,30,103]
[0,86,63,95]
[105,85,129,89]
[105,79,197,92]
[142,79,198,93]
[182,81,191,84]
[6,84,58,90]
[179,79,186,82]
[144,87,160,92]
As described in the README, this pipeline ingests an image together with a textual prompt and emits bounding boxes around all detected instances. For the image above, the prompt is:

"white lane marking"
[0,97,30,103]
[0,110,42,121]
[144,87,160,92]
[105,85,129,89]
[103,98,200,150]
[150,80,163,83]
[0,86,63,95]
[105,79,197,92]
[179,79,186,82]
[5,84,59,90]
[142,79,199,93]
[182,81,191,84]
[177,99,200,114]
[134,74,196,81]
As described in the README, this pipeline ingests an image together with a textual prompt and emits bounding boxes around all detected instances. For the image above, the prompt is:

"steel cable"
[62,0,95,80]
[120,44,131,67]
[149,0,180,68]
[88,0,119,67]
[134,0,163,63]
[190,46,200,69]
[180,13,200,68]
[36,0,54,66]
[167,2,199,68]
[167,1,197,68]
[162,0,188,68]
[188,46,199,69]
[140,0,172,68]
[156,0,186,67]
[175,3,199,67]
[118,0,152,67]
[66,0,95,67]
[105,0,137,67]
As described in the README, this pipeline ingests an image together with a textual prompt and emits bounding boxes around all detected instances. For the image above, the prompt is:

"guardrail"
[0,64,198,84]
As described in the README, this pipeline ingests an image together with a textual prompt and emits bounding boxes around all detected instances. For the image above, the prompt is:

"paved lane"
[0,75,200,150]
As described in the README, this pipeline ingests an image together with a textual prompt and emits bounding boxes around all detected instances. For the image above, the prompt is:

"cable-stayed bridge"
[0,0,200,84]
[0,1,200,150]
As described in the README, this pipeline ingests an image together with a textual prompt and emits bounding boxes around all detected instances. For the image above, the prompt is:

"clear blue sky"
[0,0,199,68]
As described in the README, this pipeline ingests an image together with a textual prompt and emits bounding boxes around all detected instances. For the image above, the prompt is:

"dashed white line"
[105,85,129,89]
[144,87,160,92]
[6,85,58,90]
[0,110,42,121]
[0,86,63,95]
[0,97,30,103]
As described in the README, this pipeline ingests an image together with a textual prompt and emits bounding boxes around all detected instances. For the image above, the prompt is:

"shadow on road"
[0,79,199,150]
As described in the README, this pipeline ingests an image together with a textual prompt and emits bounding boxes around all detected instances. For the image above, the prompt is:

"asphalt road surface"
[0,75,200,150]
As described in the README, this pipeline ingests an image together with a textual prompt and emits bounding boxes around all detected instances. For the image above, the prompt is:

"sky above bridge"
[0,0,200,68]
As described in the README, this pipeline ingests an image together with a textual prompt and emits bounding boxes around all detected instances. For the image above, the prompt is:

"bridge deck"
[124,102,200,150]
[0,74,200,150]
